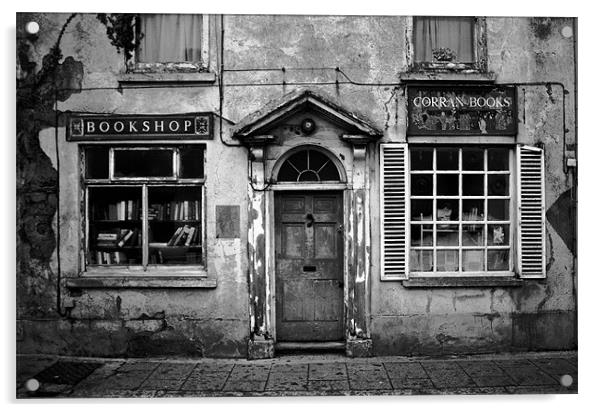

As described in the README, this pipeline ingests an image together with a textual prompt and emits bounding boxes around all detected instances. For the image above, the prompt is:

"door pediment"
[232,89,383,145]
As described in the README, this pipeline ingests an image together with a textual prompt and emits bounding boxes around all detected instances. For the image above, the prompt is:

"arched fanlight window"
[277,148,342,182]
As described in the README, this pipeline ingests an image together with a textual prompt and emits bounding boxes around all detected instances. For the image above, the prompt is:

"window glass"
[414,17,475,63]
[180,147,204,179]
[114,149,174,178]
[88,186,143,265]
[148,186,202,265]
[85,147,109,179]
[409,147,512,275]
[277,149,341,182]
[138,14,203,62]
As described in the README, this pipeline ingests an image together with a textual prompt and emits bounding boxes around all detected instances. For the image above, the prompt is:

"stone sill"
[400,71,496,83]
[118,71,216,86]
[66,275,217,289]
[402,277,523,288]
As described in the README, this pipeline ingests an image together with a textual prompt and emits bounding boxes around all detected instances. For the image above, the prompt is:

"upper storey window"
[138,14,204,63]
[410,16,487,72]
[414,17,474,63]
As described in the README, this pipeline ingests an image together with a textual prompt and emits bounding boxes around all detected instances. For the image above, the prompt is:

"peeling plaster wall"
[17,14,576,357]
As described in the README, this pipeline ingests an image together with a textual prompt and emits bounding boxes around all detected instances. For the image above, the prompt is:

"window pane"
[436,148,459,170]
[85,146,109,179]
[463,250,485,272]
[437,174,458,195]
[487,224,509,246]
[436,224,458,246]
[487,249,510,271]
[488,148,509,171]
[411,224,433,246]
[138,14,203,62]
[114,149,174,178]
[410,148,433,170]
[462,148,484,171]
[462,200,484,221]
[411,200,433,221]
[436,250,459,272]
[148,186,202,265]
[462,174,484,196]
[414,17,475,62]
[436,200,458,221]
[487,175,509,196]
[88,187,142,265]
[488,199,510,221]
[411,174,433,196]
[410,250,433,272]
[462,225,484,246]
[179,147,204,179]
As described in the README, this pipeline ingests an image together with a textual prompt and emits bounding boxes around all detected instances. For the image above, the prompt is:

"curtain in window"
[414,17,474,62]
[138,14,203,62]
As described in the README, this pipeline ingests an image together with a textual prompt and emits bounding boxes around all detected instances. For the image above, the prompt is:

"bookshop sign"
[67,113,213,141]
[407,85,517,136]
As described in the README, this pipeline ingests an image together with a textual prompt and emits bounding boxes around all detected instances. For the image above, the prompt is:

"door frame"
[247,144,373,358]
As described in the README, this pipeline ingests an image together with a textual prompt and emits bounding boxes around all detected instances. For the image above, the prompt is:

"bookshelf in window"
[147,186,203,265]
[88,186,143,265]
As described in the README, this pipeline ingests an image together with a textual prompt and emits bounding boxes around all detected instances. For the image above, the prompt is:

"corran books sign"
[67,113,213,140]
[407,85,517,136]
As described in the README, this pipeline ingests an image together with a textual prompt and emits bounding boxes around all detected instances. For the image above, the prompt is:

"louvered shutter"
[517,145,546,278]
[380,143,409,280]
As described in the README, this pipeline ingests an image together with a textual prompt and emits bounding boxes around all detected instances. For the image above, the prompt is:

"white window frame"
[81,144,207,276]
[408,146,515,277]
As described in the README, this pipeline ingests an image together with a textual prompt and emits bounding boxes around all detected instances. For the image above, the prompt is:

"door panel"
[276,191,344,342]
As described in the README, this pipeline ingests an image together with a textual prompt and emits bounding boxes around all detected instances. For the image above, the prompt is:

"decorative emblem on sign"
[407,86,517,136]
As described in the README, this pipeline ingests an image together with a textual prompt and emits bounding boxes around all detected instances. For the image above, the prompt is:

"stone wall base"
[346,338,373,358]
[247,338,275,359]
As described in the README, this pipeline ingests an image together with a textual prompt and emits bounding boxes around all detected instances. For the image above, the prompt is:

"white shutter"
[517,145,546,278]
[380,143,409,280]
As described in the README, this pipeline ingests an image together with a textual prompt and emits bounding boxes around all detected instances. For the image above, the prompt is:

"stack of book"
[166,225,200,246]
[95,228,140,248]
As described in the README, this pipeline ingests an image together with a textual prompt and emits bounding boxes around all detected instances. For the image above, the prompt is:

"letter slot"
[303,265,317,272]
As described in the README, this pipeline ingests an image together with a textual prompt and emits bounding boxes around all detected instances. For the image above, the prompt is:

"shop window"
[409,147,512,275]
[380,144,546,280]
[83,145,205,270]
[409,16,487,72]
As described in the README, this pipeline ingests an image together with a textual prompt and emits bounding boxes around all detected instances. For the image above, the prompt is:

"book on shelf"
[165,225,200,247]
[148,199,200,221]
[95,228,140,248]
[99,199,140,220]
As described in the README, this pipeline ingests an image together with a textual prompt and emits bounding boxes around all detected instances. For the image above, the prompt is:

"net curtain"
[414,17,474,62]
[138,14,203,62]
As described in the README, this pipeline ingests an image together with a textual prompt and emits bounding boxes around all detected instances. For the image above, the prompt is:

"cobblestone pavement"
[16,351,577,398]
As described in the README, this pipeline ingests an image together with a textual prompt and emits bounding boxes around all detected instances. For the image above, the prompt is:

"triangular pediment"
[232,89,382,142]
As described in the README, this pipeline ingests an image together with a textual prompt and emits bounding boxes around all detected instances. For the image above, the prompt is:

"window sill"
[402,276,523,288]
[66,274,217,289]
[118,71,216,86]
[400,68,496,83]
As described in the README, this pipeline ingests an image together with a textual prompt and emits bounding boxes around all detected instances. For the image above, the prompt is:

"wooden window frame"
[408,146,515,278]
[406,16,488,73]
[127,14,210,74]
[80,144,207,276]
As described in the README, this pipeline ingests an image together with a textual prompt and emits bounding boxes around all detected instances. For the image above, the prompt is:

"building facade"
[16,13,577,358]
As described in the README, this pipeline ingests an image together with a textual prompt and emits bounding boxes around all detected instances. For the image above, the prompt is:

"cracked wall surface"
[17,14,576,357]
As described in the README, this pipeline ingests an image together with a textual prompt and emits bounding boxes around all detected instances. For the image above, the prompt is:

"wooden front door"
[275,191,345,342]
